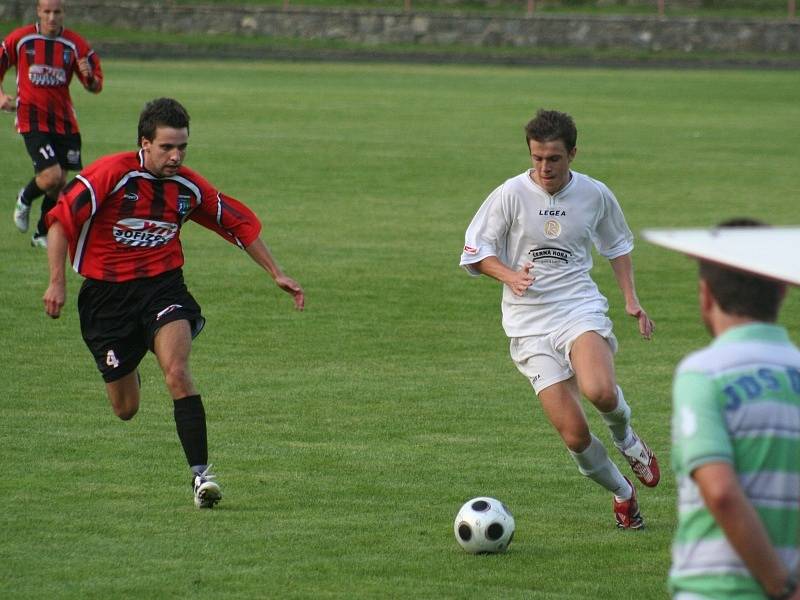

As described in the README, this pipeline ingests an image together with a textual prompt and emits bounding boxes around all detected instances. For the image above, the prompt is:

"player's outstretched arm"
[43,221,69,319]
[609,253,654,339]
[245,238,305,311]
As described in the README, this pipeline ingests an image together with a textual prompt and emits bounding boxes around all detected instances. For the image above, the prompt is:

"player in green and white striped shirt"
[670,219,800,600]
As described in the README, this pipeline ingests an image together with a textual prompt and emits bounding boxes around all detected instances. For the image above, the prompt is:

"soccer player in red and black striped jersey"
[0,0,103,247]
[43,97,305,509]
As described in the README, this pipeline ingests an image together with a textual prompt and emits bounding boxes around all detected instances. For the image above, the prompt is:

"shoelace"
[196,464,217,482]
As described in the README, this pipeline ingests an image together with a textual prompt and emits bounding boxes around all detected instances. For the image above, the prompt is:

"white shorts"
[509,313,618,395]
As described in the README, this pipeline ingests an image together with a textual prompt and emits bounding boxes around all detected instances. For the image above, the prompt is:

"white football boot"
[192,465,222,509]
[14,193,30,233]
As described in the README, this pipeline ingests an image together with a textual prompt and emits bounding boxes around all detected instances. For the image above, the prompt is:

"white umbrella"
[641,227,800,286]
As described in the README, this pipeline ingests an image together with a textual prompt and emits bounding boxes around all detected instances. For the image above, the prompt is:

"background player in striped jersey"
[0,0,103,247]
[460,109,659,529]
[42,97,305,509]
[670,219,800,600]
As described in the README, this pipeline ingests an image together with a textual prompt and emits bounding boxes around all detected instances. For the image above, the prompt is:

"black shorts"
[78,268,205,383]
[23,131,83,172]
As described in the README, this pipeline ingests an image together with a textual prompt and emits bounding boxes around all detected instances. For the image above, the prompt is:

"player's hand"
[785,585,800,600]
[77,57,92,79]
[507,262,535,296]
[0,93,15,112]
[627,304,654,340]
[43,281,66,319]
[275,275,305,311]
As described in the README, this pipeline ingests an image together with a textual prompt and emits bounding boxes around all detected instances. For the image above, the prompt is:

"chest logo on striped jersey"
[112,218,178,248]
[544,219,561,240]
[28,64,67,86]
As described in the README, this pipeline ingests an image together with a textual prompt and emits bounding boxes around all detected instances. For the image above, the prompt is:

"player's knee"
[37,167,64,193]
[163,363,193,394]
[113,404,138,421]
[582,381,617,409]
[561,429,591,453]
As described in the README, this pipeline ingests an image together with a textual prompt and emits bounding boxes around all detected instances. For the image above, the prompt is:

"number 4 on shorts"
[106,349,120,369]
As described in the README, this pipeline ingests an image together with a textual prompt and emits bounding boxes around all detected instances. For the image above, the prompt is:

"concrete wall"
[2,1,798,53]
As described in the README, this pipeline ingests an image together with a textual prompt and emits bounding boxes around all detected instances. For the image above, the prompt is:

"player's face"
[141,127,189,178]
[37,0,64,37]
[529,139,576,195]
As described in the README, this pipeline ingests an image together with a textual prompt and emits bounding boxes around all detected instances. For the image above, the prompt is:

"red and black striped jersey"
[46,150,263,282]
[0,23,102,134]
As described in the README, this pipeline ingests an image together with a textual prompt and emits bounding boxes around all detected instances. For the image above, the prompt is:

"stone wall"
[2,1,798,53]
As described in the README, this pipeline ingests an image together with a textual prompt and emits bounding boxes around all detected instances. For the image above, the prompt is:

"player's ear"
[698,278,713,313]
[568,146,577,161]
[777,283,788,306]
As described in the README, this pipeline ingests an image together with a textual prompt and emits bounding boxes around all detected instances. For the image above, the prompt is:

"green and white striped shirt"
[670,323,800,600]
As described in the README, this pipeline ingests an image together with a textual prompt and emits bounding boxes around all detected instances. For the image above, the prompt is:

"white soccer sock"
[569,434,632,499]
[600,385,633,447]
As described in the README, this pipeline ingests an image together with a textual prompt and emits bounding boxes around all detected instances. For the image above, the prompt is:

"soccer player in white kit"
[460,109,659,529]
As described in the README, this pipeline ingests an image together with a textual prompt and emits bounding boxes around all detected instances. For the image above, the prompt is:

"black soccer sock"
[20,178,44,206]
[173,395,209,469]
[35,193,57,237]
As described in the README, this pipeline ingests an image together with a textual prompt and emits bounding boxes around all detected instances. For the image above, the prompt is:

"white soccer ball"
[454,496,515,554]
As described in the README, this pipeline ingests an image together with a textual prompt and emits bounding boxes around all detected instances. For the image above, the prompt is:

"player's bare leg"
[153,319,197,399]
[537,378,590,452]
[538,377,638,526]
[105,370,141,420]
[570,331,617,411]
[154,319,220,508]
[35,163,65,195]
[571,331,660,487]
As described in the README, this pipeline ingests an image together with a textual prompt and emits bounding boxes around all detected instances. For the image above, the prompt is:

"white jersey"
[460,169,634,337]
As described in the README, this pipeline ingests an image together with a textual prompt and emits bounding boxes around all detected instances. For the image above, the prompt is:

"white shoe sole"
[194,481,222,509]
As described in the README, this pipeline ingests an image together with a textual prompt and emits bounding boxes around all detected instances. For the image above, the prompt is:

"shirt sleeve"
[0,34,17,81]
[459,183,511,276]
[188,190,262,249]
[46,176,91,243]
[46,155,124,256]
[591,182,634,259]
[671,369,734,476]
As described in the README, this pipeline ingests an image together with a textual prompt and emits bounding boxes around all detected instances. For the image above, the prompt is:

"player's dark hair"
[137,98,190,146]
[525,109,578,152]
[699,218,785,323]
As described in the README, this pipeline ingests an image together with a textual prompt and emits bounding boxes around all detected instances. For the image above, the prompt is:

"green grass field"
[1,60,799,598]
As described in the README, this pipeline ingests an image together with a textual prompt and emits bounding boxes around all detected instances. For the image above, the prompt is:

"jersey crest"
[543,219,561,239]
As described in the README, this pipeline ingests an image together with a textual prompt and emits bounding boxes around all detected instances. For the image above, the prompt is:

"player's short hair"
[524,109,578,152]
[699,218,785,322]
[137,98,190,146]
